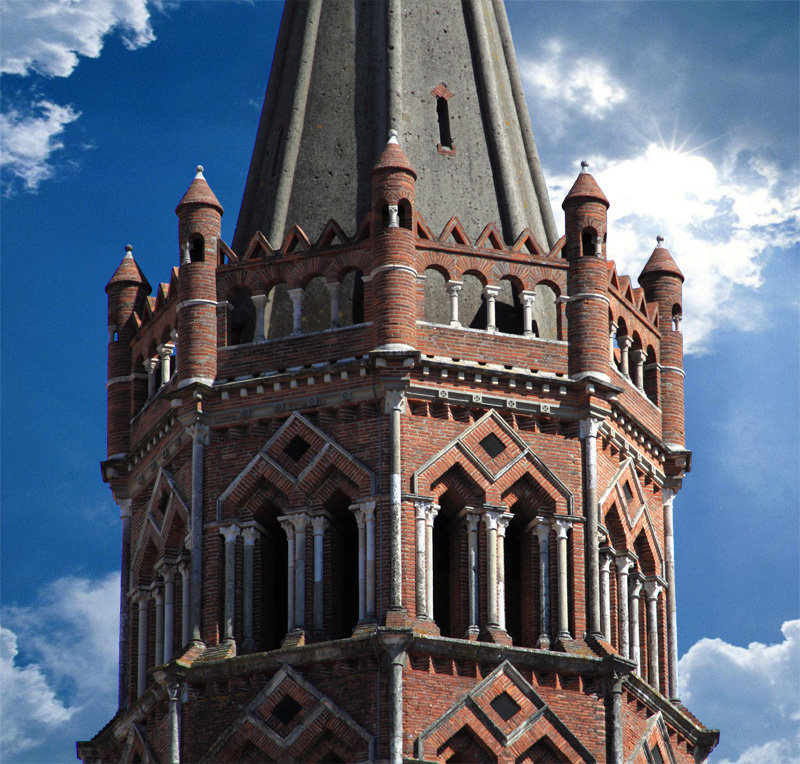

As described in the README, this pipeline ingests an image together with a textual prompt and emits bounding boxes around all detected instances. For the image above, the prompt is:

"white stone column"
[414,501,428,617]
[618,335,632,377]
[118,498,132,710]
[251,294,268,341]
[326,281,341,328]
[163,565,176,663]
[363,502,376,619]
[534,518,551,648]
[580,416,603,640]
[279,518,296,631]
[311,515,329,631]
[425,503,440,620]
[167,682,181,764]
[291,513,309,629]
[187,423,208,644]
[629,576,643,675]
[484,508,504,626]
[288,287,304,335]
[351,505,367,621]
[241,527,257,650]
[447,281,462,327]
[134,590,149,698]
[496,513,512,631]
[609,321,618,365]
[600,551,613,642]
[170,328,179,376]
[663,489,680,699]
[484,285,500,333]
[615,555,633,658]
[521,290,536,336]
[219,525,240,643]
[179,561,191,648]
[644,580,663,691]
[385,390,406,611]
[466,511,481,636]
[154,588,165,666]
[555,518,572,640]
[632,348,646,390]
[145,357,159,397]
[157,343,174,386]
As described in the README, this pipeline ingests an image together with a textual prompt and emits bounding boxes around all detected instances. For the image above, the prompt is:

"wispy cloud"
[547,145,799,354]
[679,620,800,764]
[1,573,119,760]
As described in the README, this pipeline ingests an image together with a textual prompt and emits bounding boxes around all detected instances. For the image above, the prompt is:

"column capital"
[287,287,305,303]
[446,280,463,294]
[466,509,482,532]
[643,579,663,601]
[483,284,500,298]
[185,422,210,445]
[482,505,506,531]
[157,342,174,360]
[132,588,151,606]
[311,514,330,536]
[219,524,240,544]
[118,498,133,518]
[521,290,536,307]
[629,576,643,598]
[618,335,633,350]
[325,281,342,295]
[241,526,259,546]
[384,389,407,414]
[280,511,310,533]
[160,564,177,584]
[143,357,159,374]
[615,555,634,575]
[153,588,164,605]
[600,550,614,572]
[579,416,603,440]
[178,560,190,578]
[496,512,513,537]
[251,293,268,308]
[532,516,551,541]
[554,517,573,538]
[631,348,647,364]
[662,487,676,510]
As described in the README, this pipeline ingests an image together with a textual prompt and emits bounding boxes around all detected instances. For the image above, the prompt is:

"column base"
[281,628,306,648]
[384,608,410,628]
[481,625,512,646]
[465,626,480,641]
[537,634,551,650]
[241,638,257,653]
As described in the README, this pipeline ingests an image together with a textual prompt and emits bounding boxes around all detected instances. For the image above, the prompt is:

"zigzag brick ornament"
[80,2,718,762]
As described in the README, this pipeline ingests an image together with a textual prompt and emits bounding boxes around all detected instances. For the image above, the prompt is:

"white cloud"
[520,39,627,127]
[679,620,800,764]
[1,573,119,759]
[1,0,156,78]
[0,100,81,192]
[547,145,800,354]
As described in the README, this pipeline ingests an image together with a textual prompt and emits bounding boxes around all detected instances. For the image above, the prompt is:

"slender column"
[179,561,191,647]
[145,357,158,397]
[521,290,536,336]
[632,348,646,390]
[644,580,663,691]
[466,511,481,634]
[414,502,428,617]
[425,503,440,619]
[311,515,329,631]
[251,294,268,341]
[580,417,603,639]
[535,518,551,648]
[483,508,503,626]
[629,576,643,675]
[483,285,500,333]
[618,335,632,377]
[170,328,179,376]
[363,502,376,619]
[288,287,304,335]
[154,588,165,666]
[496,513,512,631]
[219,525,240,642]
[279,518,296,631]
[382,635,409,764]
[188,423,208,644]
[118,498,132,709]
[352,506,367,620]
[167,682,181,764]
[134,590,149,698]
[609,320,618,365]
[555,518,572,639]
[615,555,633,658]
[609,674,624,764]
[163,565,176,663]
[242,527,257,650]
[600,551,613,642]
[157,343,173,386]
[447,281,462,327]
[291,513,309,628]
[385,391,406,611]
[326,282,341,329]
[663,489,680,699]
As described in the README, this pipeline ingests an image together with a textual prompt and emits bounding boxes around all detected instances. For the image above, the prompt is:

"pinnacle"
[639,235,684,282]
[370,131,417,179]
[562,160,609,209]
[176,164,223,216]
[106,245,151,293]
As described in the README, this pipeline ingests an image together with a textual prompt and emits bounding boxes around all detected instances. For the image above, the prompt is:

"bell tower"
[81,2,718,763]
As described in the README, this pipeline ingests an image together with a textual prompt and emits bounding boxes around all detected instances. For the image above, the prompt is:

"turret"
[562,161,610,381]
[175,166,222,388]
[639,236,685,449]
[105,245,151,459]
[369,131,418,354]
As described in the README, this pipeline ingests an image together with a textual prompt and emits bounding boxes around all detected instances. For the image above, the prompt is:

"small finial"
[388,129,399,145]
[580,160,589,173]
[124,244,133,257]
[195,165,204,178]
[656,235,664,246]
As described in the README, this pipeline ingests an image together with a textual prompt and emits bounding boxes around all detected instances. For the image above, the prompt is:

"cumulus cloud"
[679,620,800,764]
[546,145,800,354]
[1,0,156,78]
[0,100,81,192]
[520,39,627,133]
[1,573,119,759]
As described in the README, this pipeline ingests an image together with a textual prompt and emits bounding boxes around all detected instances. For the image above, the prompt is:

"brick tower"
[79,2,718,762]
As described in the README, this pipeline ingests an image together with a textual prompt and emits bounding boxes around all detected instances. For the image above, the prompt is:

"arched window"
[534,283,559,340]
[264,283,293,339]
[339,270,365,326]
[671,303,682,332]
[495,278,524,335]
[324,491,360,639]
[436,96,453,151]
[644,345,659,404]
[424,267,449,325]
[581,227,597,256]
[229,288,256,345]
[301,276,330,334]
[398,199,412,230]
[459,273,486,329]
[189,235,205,262]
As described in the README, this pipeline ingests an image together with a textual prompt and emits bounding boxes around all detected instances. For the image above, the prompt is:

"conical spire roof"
[370,131,417,178]
[639,236,684,282]
[106,245,151,294]
[562,161,609,208]
[233,0,557,253]
[176,166,223,215]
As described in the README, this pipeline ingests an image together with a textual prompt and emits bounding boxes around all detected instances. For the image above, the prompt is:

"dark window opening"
[581,229,595,256]
[651,745,665,764]
[491,691,521,722]
[264,530,288,650]
[623,482,633,503]
[272,695,302,725]
[437,97,453,150]
[480,433,506,459]
[432,518,451,636]
[189,236,205,262]
[398,199,412,229]
[380,202,390,230]
[284,435,310,462]
[338,513,360,636]
[230,289,256,345]
[504,523,522,645]
[495,280,524,335]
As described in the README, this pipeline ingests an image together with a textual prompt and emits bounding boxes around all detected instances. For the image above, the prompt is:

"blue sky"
[1,2,797,763]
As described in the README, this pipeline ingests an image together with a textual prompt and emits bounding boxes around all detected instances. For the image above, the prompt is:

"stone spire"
[233,0,557,254]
